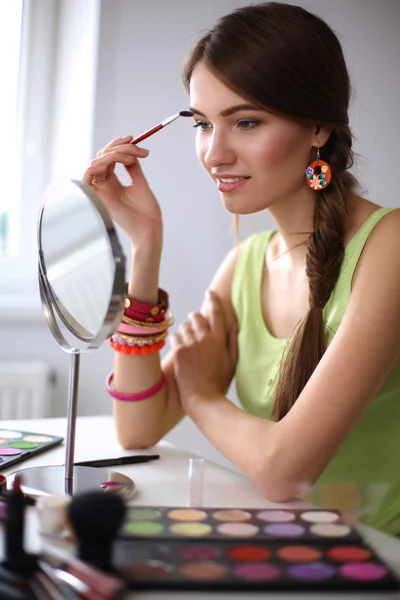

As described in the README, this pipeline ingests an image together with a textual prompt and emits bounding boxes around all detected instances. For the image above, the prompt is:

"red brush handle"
[131,123,163,144]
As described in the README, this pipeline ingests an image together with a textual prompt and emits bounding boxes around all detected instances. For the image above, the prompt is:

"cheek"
[254,136,296,166]
[252,126,309,172]
[195,136,207,170]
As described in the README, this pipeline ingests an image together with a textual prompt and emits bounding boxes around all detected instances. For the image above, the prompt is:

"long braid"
[273,127,358,420]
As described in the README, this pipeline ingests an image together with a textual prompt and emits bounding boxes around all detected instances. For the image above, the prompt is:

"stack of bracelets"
[110,287,173,355]
[106,287,172,401]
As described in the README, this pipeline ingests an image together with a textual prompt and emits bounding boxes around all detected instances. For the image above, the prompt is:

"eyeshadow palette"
[0,428,63,471]
[113,507,399,592]
[119,507,362,544]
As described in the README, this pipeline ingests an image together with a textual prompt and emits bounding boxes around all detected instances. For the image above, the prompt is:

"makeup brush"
[130,110,193,144]
[67,491,126,573]
[2,475,37,577]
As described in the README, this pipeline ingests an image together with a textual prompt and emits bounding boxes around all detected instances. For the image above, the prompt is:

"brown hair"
[182,2,359,420]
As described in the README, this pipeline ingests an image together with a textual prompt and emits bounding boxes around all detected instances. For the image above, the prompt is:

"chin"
[220,193,267,216]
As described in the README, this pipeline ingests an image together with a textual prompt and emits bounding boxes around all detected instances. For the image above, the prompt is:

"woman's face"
[189,62,316,215]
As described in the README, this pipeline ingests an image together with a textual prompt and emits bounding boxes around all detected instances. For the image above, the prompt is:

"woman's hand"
[82,136,162,248]
[170,290,238,410]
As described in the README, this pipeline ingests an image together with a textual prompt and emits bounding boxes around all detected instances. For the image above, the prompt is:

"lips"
[216,177,250,193]
[217,176,247,183]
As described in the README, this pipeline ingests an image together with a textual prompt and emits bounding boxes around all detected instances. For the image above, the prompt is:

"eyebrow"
[189,104,265,118]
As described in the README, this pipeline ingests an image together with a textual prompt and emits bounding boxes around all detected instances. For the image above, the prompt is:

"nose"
[203,129,236,169]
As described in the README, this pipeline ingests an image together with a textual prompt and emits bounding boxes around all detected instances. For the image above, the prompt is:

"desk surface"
[1,415,400,600]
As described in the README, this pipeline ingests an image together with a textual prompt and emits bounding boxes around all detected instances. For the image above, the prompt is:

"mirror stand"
[14,350,134,499]
[10,179,135,499]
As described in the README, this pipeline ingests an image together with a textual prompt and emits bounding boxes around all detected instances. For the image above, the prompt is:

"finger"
[97,135,133,156]
[124,153,151,187]
[188,312,210,337]
[179,321,196,344]
[83,152,137,187]
[207,290,226,340]
[170,331,183,352]
[101,143,149,159]
[82,165,109,186]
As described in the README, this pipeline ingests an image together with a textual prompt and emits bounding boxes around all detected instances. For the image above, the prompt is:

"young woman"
[83,2,400,536]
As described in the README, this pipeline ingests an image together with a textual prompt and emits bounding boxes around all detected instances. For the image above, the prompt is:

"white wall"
[1,0,399,472]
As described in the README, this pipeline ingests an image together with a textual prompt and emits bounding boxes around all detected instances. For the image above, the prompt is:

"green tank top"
[232,207,400,536]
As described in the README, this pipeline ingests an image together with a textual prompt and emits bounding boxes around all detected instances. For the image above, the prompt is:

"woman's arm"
[174,210,400,500]
[113,241,242,449]
[82,135,239,448]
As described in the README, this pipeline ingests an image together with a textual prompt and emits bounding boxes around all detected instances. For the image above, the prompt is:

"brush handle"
[131,123,163,144]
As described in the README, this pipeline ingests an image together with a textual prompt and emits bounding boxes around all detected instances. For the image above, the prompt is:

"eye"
[237,119,261,129]
[193,121,212,131]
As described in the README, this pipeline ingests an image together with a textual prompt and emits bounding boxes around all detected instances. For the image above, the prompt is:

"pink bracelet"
[117,321,167,336]
[105,372,166,402]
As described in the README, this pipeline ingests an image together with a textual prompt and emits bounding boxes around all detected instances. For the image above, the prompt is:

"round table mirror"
[13,179,135,498]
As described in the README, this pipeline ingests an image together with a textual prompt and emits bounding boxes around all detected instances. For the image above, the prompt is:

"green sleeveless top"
[232,207,400,537]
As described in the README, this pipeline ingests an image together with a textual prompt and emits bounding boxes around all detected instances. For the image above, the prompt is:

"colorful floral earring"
[305,147,332,191]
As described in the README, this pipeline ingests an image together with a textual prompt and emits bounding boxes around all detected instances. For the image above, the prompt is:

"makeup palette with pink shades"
[0,428,63,472]
[113,506,399,592]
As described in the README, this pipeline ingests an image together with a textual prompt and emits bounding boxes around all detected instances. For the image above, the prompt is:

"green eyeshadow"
[123,521,164,536]
[8,441,37,449]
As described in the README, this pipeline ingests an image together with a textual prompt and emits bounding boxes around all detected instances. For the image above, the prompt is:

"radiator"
[0,360,56,419]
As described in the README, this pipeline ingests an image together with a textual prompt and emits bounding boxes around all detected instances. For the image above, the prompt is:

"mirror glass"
[38,179,126,349]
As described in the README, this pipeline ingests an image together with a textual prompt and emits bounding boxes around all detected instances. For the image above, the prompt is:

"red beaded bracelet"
[124,287,169,324]
[109,339,166,355]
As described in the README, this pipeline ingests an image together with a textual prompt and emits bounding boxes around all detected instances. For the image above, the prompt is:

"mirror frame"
[37,179,126,351]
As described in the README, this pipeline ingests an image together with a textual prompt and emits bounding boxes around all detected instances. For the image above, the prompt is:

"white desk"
[1,415,400,599]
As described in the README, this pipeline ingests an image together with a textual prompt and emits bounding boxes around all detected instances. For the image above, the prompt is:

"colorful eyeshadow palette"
[0,428,63,471]
[112,507,399,592]
[119,507,362,544]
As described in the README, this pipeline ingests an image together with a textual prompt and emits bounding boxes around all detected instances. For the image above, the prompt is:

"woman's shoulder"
[348,198,400,289]
[344,196,399,246]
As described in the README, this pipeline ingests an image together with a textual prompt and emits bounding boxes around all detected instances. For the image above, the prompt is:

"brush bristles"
[179,110,193,117]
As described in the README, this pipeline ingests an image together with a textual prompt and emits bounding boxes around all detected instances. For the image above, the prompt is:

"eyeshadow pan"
[23,435,53,443]
[168,509,207,522]
[301,510,339,524]
[288,562,336,581]
[212,509,252,522]
[0,438,6,444]
[216,522,259,537]
[227,545,271,561]
[339,562,388,581]
[264,523,304,537]
[123,560,174,579]
[8,441,37,450]
[180,561,227,580]
[0,448,22,456]
[0,430,22,439]
[277,545,322,562]
[233,563,281,581]
[170,522,212,537]
[310,523,351,537]
[257,510,296,522]
[127,508,161,521]
[177,546,221,560]
[123,521,164,536]
[328,546,371,562]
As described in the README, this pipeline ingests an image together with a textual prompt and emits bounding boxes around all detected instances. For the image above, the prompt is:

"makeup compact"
[111,506,399,592]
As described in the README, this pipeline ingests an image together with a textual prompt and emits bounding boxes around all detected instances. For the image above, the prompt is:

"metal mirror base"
[10,465,136,499]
